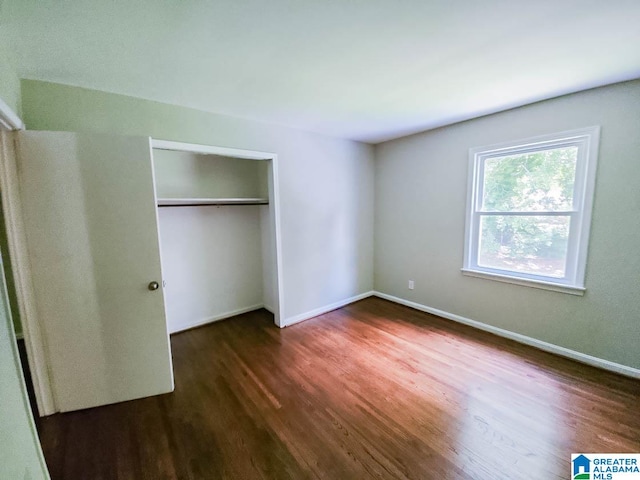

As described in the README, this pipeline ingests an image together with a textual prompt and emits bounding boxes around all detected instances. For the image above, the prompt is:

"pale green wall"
[375,79,640,370]
[21,79,375,323]
[0,44,46,476]
[0,37,45,479]
[0,40,22,117]
[0,38,23,335]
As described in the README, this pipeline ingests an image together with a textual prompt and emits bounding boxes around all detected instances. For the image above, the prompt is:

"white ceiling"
[3,1,640,143]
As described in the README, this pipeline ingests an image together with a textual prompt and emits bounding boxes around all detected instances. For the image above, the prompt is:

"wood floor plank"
[36,297,640,479]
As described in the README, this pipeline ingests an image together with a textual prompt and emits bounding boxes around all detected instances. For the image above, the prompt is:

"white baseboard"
[170,304,265,334]
[282,291,374,328]
[263,304,274,314]
[373,291,640,379]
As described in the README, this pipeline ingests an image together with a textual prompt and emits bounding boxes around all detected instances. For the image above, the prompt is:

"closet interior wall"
[152,149,271,333]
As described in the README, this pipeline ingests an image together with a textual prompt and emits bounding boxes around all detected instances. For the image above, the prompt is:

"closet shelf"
[157,197,269,207]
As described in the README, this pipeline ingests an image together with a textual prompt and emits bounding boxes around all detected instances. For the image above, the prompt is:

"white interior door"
[16,131,173,413]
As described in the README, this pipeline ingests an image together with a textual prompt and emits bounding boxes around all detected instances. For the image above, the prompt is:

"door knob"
[148,281,160,291]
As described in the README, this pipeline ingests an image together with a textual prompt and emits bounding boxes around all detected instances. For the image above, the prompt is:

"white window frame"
[462,126,600,295]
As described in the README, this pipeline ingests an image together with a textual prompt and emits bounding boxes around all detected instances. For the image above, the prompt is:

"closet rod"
[157,197,269,207]
[158,202,268,207]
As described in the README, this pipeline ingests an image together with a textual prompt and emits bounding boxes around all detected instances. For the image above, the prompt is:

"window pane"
[478,215,570,278]
[482,146,578,212]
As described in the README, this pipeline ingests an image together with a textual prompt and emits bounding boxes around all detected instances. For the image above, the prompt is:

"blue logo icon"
[573,454,591,479]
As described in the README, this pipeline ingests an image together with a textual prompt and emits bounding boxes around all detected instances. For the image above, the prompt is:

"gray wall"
[375,79,640,370]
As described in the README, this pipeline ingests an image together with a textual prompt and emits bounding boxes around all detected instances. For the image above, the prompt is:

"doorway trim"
[0,97,24,130]
[0,97,57,424]
[150,139,285,327]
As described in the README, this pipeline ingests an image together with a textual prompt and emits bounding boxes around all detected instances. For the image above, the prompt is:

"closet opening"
[150,140,283,332]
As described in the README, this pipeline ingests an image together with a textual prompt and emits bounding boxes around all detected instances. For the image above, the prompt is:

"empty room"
[1,1,639,479]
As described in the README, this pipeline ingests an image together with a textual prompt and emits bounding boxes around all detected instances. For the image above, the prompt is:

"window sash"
[476,141,585,214]
[463,127,600,293]
[468,212,578,284]
[474,211,576,216]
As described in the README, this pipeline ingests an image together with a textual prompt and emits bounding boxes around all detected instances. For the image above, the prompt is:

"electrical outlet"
[408,280,414,290]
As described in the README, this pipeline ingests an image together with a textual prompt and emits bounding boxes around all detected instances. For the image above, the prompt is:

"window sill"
[461,268,586,296]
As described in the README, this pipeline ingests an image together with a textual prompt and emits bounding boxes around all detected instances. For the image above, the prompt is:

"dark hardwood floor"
[36,297,640,479]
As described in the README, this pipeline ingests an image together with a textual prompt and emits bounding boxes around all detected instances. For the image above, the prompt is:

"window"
[463,127,600,295]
